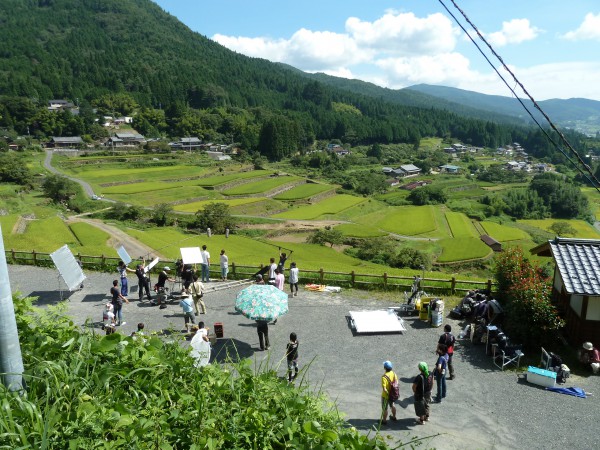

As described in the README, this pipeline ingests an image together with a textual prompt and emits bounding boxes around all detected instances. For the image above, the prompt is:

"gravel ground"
[8,265,599,450]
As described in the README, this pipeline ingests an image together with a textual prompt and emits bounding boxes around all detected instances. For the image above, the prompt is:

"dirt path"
[67,217,164,260]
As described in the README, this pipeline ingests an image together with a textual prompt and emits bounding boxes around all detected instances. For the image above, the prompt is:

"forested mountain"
[0,0,587,161]
[407,85,600,134]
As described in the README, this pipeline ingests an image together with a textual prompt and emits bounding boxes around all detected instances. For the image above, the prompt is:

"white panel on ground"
[349,310,406,334]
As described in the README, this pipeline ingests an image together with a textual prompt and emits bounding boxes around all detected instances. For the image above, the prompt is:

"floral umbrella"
[235,284,289,322]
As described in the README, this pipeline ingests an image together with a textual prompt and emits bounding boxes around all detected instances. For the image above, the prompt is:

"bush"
[494,247,565,349]
[390,247,431,270]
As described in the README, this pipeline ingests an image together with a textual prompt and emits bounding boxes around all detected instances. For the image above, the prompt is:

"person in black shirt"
[110,279,129,326]
[135,260,152,301]
[256,320,270,351]
[182,264,194,290]
[412,362,432,425]
[438,324,456,379]
[286,332,299,382]
[157,267,174,289]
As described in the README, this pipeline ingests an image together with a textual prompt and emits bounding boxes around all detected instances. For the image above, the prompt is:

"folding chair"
[492,344,524,370]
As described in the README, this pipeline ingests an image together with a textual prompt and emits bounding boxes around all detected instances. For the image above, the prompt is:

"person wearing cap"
[412,362,432,425]
[579,342,600,374]
[380,360,398,425]
[255,274,265,285]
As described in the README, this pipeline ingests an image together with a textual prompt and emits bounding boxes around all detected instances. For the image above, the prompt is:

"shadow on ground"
[30,290,75,305]
[211,338,254,363]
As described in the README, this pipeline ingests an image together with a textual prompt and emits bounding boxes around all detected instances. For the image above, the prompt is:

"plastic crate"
[213,322,224,339]
[527,366,556,388]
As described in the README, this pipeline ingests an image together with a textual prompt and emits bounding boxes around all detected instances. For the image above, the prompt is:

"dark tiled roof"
[480,235,500,246]
[549,238,600,295]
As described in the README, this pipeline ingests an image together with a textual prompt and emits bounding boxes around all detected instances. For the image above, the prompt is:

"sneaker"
[121,322,126,326]
[293,292,297,297]
[381,420,387,426]
[265,346,270,350]
[390,415,397,421]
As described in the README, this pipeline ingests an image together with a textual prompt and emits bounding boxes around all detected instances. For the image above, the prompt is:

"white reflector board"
[146,257,159,273]
[349,310,406,334]
[180,247,202,264]
[117,245,132,265]
[50,245,86,291]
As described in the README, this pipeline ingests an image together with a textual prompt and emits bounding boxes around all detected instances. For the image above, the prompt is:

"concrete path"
[7,265,598,450]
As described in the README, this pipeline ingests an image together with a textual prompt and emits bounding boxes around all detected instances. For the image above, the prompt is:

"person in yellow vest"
[381,360,398,425]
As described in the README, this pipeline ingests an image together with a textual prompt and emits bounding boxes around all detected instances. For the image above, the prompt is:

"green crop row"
[437,236,492,263]
[445,211,479,238]
[222,176,298,195]
[481,221,530,242]
[272,195,365,220]
[274,183,333,200]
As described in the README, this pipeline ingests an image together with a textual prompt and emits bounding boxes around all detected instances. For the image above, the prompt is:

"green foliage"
[494,247,565,349]
[0,154,32,185]
[354,237,396,264]
[41,174,79,203]
[390,247,431,270]
[549,221,577,237]
[477,165,528,183]
[407,185,447,205]
[103,202,144,221]
[1,296,389,449]
[306,226,344,248]
[193,202,235,234]
[150,203,173,227]
[340,170,388,196]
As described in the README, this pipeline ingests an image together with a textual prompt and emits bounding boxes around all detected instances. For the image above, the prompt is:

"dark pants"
[257,322,270,350]
[447,353,454,378]
[138,278,151,300]
[435,373,446,401]
[290,283,298,293]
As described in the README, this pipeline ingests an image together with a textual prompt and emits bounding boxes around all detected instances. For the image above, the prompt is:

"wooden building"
[531,237,600,345]
[480,235,502,252]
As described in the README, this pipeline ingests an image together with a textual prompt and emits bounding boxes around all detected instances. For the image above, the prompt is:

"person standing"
[289,262,299,297]
[412,362,432,425]
[179,289,196,331]
[439,324,456,380]
[110,279,129,326]
[380,361,398,425]
[286,332,299,382]
[278,251,291,273]
[274,268,285,291]
[267,257,277,284]
[433,344,449,403]
[117,260,135,296]
[190,275,206,315]
[135,260,152,301]
[220,249,229,281]
[182,264,194,290]
[256,319,270,351]
[200,245,211,282]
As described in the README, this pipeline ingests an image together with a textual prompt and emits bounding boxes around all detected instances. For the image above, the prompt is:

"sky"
[153,0,600,101]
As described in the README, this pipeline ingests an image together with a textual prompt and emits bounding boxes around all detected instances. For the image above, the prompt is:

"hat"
[163,266,170,271]
[256,274,263,280]
[383,360,393,370]
[583,342,594,351]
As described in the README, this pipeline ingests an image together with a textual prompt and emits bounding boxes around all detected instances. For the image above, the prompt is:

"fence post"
[450,277,456,295]
[487,279,492,293]
[11,248,15,260]
[101,254,105,266]
[32,249,37,265]
[319,268,324,284]
[351,270,355,288]
[383,272,388,289]
[231,262,236,278]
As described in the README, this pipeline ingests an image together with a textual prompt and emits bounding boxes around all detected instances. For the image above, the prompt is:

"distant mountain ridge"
[406,84,600,134]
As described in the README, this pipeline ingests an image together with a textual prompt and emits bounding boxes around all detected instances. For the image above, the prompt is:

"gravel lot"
[8,265,598,450]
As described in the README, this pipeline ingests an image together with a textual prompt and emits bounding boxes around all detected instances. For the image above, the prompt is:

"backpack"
[384,374,399,402]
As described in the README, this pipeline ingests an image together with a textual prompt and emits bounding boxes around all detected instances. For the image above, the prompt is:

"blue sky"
[153,1,600,100]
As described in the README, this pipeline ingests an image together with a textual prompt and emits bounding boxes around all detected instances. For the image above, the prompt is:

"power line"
[437,0,600,192]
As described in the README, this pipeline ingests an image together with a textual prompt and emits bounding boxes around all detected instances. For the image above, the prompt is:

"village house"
[169,137,202,150]
[382,164,422,178]
[531,237,600,345]
[48,100,75,111]
[439,164,460,174]
[206,151,232,161]
[47,136,84,149]
[114,132,146,146]
[326,143,350,156]
[402,180,429,190]
[480,235,502,252]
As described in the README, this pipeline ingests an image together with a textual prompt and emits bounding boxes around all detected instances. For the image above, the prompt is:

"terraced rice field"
[334,223,387,238]
[436,237,492,263]
[445,211,479,238]
[375,206,437,236]
[173,198,265,213]
[274,183,333,200]
[272,195,365,220]
[480,221,530,241]
[519,219,600,239]
[197,170,273,187]
[221,176,298,196]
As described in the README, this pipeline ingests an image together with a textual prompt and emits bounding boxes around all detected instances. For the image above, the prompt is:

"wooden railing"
[5,249,495,295]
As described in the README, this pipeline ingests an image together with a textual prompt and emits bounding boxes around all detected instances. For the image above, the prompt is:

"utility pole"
[0,225,25,392]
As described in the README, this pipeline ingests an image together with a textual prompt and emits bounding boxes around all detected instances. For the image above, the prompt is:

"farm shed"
[531,237,600,345]
[480,235,502,252]
[47,136,83,148]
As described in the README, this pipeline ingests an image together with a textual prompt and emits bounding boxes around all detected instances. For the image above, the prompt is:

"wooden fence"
[4,249,495,295]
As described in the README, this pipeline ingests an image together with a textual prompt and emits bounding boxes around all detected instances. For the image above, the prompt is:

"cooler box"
[527,366,556,388]
[418,299,430,321]
[213,322,224,339]
[431,311,444,327]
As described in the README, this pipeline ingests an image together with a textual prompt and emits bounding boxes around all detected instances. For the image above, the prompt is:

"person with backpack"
[286,332,299,382]
[190,275,206,315]
[439,324,456,380]
[412,362,433,425]
[433,344,449,403]
[380,360,398,425]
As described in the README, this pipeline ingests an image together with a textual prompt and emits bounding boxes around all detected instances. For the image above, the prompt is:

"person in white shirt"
[220,249,229,281]
[289,262,299,297]
[200,245,211,282]
[268,257,277,284]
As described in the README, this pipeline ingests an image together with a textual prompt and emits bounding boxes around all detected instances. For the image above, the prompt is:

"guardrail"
[5,249,495,295]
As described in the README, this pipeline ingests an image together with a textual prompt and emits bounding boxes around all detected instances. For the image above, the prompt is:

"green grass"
[5,216,78,252]
[221,176,298,195]
[437,237,492,263]
[481,221,530,241]
[65,164,207,184]
[272,195,365,220]
[445,211,479,238]
[519,219,600,239]
[173,197,264,213]
[372,205,437,236]
[273,183,333,200]
[0,214,20,235]
[334,223,387,237]
[197,170,273,187]
[111,186,216,207]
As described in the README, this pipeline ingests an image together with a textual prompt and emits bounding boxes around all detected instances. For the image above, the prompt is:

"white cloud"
[486,19,540,47]
[563,13,600,41]
[345,12,457,55]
